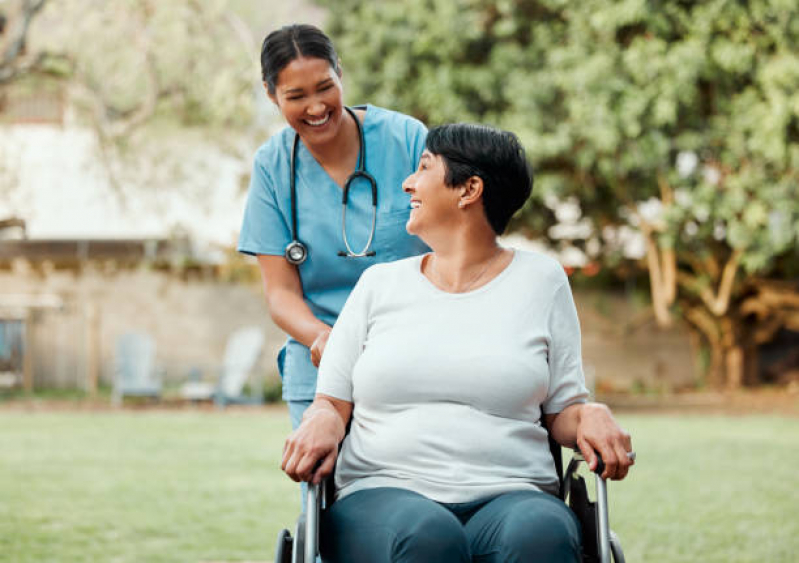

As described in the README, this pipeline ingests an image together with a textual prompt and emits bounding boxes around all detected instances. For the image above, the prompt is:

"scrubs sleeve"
[406,116,428,167]
[237,157,291,256]
[315,268,375,402]
[543,278,589,414]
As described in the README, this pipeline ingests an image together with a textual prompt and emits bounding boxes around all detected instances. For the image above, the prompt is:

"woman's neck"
[424,226,508,293]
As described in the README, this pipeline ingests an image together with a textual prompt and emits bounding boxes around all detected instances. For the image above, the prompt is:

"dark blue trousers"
[320,487,581,563]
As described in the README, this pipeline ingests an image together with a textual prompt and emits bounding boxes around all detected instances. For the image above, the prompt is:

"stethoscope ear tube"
[288,106,378,264]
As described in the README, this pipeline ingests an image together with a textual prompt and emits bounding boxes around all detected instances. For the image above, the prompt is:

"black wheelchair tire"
[275,528,293,563]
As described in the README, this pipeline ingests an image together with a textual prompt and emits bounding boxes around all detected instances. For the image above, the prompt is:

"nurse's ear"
[335,58,343,79]
[265,82,279,106]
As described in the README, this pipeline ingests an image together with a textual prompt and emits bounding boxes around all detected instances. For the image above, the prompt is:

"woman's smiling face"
[402,150,462,237]
[268,56,345,146]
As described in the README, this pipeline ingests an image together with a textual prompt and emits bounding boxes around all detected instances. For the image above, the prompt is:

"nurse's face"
[402,150,461,237]
[267,56,345,147]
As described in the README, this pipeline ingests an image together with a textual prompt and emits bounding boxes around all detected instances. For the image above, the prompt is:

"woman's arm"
[545,403,634,481]
[257,255,331,366]
[282,394,353,484]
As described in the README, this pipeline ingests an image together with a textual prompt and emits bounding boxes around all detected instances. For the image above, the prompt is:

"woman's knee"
[321,488,470,563]
[394,508,470,562]
[470,492,581,563]
[501,507,580,562]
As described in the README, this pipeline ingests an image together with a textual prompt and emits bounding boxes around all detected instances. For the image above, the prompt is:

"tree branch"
[677,250,742,317]
[0,0,48,84]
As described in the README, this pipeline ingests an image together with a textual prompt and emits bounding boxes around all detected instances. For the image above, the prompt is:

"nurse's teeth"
[305,113,330,126]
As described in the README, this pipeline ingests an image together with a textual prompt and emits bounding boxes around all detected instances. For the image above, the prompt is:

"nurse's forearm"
[257,254,331,349]
[266,287,331,348]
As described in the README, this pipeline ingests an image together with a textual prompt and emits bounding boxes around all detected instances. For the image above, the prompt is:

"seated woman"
[281,123,635,563]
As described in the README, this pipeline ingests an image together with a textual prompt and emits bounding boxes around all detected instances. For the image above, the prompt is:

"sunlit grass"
[0,409,796,562]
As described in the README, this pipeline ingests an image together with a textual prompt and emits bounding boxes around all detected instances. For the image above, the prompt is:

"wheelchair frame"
[275,446,626,563]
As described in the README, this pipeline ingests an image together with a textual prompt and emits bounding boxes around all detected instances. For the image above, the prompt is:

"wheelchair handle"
[594,453,606,476]
[572,447,606,476]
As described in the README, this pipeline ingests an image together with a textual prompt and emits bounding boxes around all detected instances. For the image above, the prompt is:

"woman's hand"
[282,397,350,484]
[310,327,332,367]
[575,403,634,481]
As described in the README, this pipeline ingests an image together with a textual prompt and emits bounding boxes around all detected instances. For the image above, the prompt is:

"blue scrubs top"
[238,105,429,400]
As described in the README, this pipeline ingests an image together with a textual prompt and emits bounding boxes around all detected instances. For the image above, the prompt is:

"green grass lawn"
[0,408,796,563]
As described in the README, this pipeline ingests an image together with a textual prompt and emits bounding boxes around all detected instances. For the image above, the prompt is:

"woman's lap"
[320,487,580,563]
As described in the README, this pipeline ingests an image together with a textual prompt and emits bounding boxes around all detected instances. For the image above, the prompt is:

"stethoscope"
[284,106,378,265]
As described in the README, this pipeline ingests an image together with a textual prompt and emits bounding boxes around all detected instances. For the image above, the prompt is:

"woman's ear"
[459,176,484,209]
[336,58,343,78]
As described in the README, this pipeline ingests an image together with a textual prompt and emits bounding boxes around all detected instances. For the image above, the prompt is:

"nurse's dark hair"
[261,24,339,95]
[426,124,533,235]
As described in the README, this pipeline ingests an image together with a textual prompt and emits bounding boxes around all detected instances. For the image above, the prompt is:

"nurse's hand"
[310,326,332,367]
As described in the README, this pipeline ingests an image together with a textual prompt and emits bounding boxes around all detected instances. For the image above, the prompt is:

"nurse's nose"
[307,101,327,116]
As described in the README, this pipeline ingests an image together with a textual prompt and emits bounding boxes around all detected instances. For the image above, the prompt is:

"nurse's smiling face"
[268,56,345,147]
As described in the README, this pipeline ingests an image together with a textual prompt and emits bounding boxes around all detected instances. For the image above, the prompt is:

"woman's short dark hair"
[261,24,339,94]
[426,124,533,235]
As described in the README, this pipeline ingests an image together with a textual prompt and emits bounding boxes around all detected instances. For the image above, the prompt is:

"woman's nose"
[402,174,415,193]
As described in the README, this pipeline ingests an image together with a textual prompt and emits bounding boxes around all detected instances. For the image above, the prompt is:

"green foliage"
[33,0,257,129]
[324,0,799,276]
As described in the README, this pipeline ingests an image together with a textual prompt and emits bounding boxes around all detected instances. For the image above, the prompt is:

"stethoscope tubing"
[286,106,378,264]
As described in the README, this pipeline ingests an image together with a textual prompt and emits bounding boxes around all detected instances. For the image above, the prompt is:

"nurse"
[238,24,428,430]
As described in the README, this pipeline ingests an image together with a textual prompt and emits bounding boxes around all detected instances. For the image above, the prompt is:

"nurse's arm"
[282,394,352,484]
[257,255,331,365]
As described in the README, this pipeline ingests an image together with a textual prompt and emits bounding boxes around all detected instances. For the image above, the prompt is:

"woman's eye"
[319,84,333,92]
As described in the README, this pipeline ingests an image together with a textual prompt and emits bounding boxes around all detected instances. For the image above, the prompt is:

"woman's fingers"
[312,449,338,485]
[576,403,634,481]
[576,435,598,472]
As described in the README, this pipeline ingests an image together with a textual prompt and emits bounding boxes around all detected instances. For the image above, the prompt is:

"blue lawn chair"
[112,332,162,405]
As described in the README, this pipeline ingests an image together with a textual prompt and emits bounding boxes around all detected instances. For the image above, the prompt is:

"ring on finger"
[626,451,636,462]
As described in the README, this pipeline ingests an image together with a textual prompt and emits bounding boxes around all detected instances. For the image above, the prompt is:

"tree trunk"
[724,345,744,389]
[683,304,751,389]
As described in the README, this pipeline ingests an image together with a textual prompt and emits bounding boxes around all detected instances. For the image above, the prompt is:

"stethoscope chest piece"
[285,240,308,265]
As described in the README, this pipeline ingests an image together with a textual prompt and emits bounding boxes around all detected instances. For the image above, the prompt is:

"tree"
[2,0,268,191]
[0,0,49,85]
[324,0,799,387]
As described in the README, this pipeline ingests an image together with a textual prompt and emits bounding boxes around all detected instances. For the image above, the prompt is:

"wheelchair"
[274,434,627,563]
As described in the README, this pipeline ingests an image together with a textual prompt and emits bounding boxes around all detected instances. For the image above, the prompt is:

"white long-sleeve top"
[316,250,588,503]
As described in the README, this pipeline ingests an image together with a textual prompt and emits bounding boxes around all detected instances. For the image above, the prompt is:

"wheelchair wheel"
[274,528,293,563]
[610,531,625,563]
[292,513,306,563]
